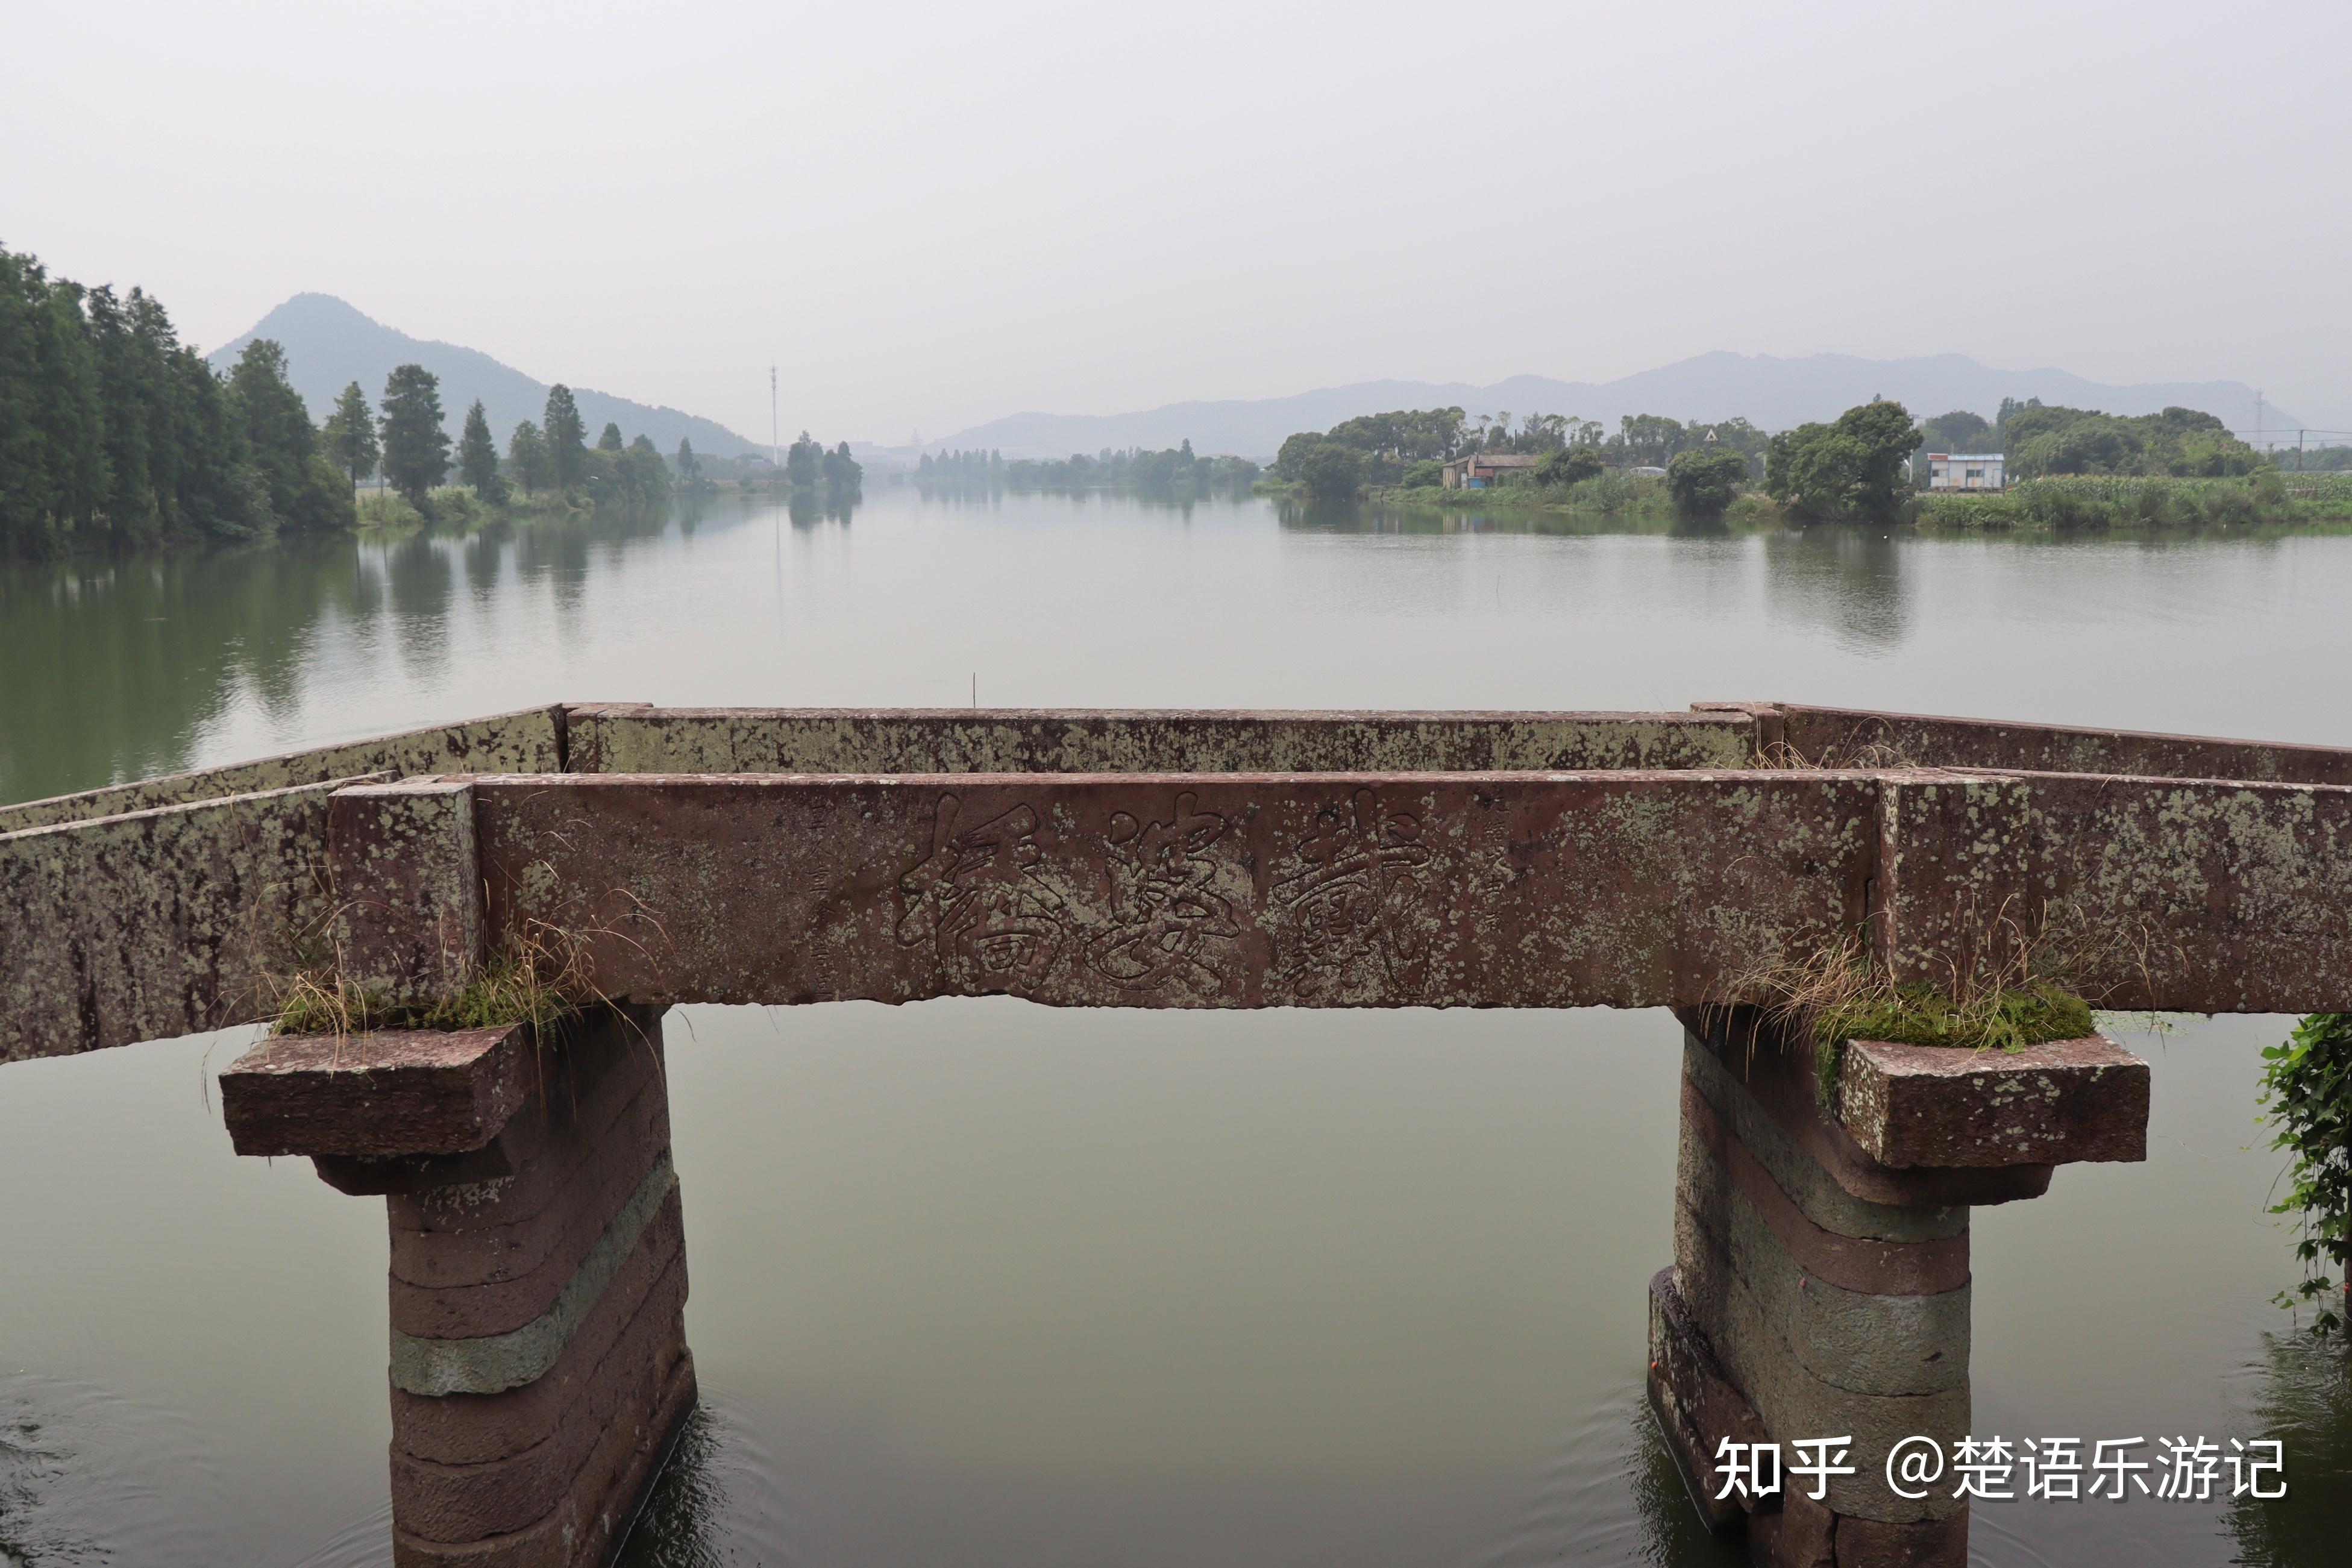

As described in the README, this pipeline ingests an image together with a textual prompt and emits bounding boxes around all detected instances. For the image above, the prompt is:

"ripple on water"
[0,1376,227,1566]
[616,1390,791,1568]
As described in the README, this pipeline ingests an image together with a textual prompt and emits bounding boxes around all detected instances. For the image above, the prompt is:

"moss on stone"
[1811,980,2095,1102]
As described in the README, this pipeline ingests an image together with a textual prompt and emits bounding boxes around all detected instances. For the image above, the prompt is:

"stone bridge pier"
[220,1005,692,1567]
[1651,1009,2150,1566]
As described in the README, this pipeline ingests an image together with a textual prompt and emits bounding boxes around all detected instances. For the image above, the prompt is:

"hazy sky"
[6,1,2348,441]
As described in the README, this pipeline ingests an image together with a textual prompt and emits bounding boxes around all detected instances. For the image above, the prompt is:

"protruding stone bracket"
[219,1022,538,1161]
[328,777,483,1004]
[1678,1008,2057,1208]
[1837,1035,2150,1169]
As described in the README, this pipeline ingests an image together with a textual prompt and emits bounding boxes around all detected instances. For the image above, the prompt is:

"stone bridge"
[5,701,2350,1567]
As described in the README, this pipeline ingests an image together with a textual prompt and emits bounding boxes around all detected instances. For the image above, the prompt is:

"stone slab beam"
[455,770,1878,1012]
[0,706,564,834]
[0,776,389,1062]
[562,704,1760,776]
[1732,701,2352,787]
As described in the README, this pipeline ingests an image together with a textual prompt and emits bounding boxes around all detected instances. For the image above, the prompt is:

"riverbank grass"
[1917,472,2352,530]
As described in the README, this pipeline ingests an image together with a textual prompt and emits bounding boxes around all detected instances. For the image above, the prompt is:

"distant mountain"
[939,353,2291,460]
[207,294,757,457]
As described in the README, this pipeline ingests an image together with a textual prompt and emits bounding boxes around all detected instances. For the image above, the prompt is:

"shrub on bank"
[1917,472,2352,530]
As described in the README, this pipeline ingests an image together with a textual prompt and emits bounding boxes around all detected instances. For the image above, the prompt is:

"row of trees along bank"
[2,245,360,553]
[2,243,827,554]
[917,441,1257,495]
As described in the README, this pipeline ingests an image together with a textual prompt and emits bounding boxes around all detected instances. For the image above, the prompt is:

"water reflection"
[2224,1331,2352,1566]
[1760,525,1914,654]
[0,542,350,804]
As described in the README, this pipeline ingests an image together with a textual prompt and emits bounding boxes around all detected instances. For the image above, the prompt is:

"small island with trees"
[1262,397,2352,530]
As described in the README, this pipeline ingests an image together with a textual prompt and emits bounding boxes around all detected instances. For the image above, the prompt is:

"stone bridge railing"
[6,701,2350,1567]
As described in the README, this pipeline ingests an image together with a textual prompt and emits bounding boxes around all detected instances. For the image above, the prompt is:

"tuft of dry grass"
[1718,903,2106,1102]
[1751,736,1922,771]
[263,905,609,1040]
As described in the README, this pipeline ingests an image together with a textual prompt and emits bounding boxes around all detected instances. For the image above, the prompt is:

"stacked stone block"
[1650,1009,2148,1567]
[222,1004,693,1567]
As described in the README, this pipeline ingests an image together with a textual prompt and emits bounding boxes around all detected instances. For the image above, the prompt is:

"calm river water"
[2,489,2349,1567]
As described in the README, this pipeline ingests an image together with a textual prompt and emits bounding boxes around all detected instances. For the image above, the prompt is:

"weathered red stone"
[1647,1267,1772,1532]
[392,1306,688,1540]
[0,706,563,835]
[221,1025,537,1159]
[392,1346,695,1568]
[1757,701,2352,788]
[1836,1035,2150,1169]
[466,771,1879,1012]
[1681,1079,1972,1297]
[330,779,485,1003]
[1874,769,2352,1014]
[386,1079,668,1293]
[1831,1507,1970,1567]
[563,703,1758,776]
[1745,1487,1836,1567]
[1680,1010,2053,1208]
[388,1147,674,1341]
[383,1008,663,1237]
[1,776,378,1063]
[390,1225,687,1467]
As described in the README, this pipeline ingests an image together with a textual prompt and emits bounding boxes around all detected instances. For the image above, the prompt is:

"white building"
[1927,453,2004,490]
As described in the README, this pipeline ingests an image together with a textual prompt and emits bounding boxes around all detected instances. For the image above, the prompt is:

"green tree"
[457,399,506,503]
[597,421,624,454]
[823,439,863,493]
[785,430,823,489]
[377,363,450,505]
[619,433,671,507]
[1296,442,1363,500]
[507,419,550,495]
[1614,413,1690,468]
[2000,403,2259,479]
[1766,400,1922,521]
[1921,409,1992,453]
[29,273,109,540]
[82,285,157,538]
[1275,430,1325,479]
[1667,448,1748,518]
[227,338,348,530]
[0,248,55,545]
[675,436,701,487]
[1537,447,1604,486]
[543,384,586,491]
[0,246,272,551]
[173,348,271,538]
[322,381,379,489]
